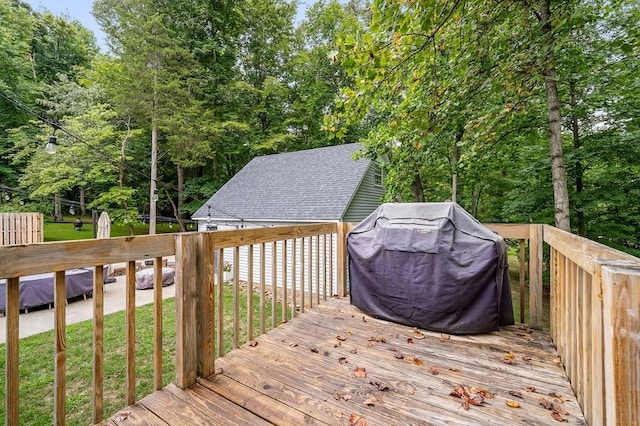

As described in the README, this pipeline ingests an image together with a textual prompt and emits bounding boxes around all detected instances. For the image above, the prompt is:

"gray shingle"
[192,143,370,222]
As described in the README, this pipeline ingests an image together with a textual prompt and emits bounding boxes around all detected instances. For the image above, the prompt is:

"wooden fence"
[0,213,43,246]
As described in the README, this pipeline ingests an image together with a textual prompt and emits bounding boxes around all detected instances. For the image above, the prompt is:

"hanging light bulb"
[69,206,75,215]
[44,135,57,154]
[19,199,25,206]
[168,221,173,228]
[3,193,10,201]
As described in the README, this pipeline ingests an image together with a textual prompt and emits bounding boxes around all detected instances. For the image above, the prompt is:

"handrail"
[2,222,637,425]
[543,225,640,426]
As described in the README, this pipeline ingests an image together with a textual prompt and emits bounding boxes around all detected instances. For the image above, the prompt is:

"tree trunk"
[79,188,86,216]
[451,129,463,204]
[539,0,571,231]
[177,164,184,221]
[570,79,585,236]
[54,192,62,222]
[412,171,425,202]
[150,115,158,235]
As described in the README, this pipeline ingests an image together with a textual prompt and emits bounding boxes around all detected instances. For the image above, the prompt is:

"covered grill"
[348,203,514,334]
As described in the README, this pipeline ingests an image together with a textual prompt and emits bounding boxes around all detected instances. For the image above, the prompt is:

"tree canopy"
[0,0,638,255]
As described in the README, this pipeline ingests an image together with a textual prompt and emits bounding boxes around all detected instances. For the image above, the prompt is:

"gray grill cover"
[348,203,514,334]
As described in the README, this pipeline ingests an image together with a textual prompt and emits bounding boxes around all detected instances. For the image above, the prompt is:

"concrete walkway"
[0,269,175,344]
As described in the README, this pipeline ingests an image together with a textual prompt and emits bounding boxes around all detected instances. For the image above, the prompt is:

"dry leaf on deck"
[334,392,352,401]
[506,400,521,408]
[336,335,347,341]
[363,396,377,406]
[114,410,131,422]
[525,385,536,392]
[289,342,298,347]
[449,368,461,372]
[310,347,319,353]
[350,349,358,354]
[508,390,523,398]
[248,341,258,347]
[412,357,424,366]
[428,367,439,375]
[501,358,513,364]
[413,330,426,339]
[440,334,451,342]
[394,352,404,360]
[349,414,368,426]
[551,412,568,422]
[552,403,569,415]
[504,352,516,359]
[370,380,389,391]
[540,397,554,410]
[214,367,224,375]
[407,338,414,344]
[522,355,532,361]
[338,357,348,364]
[362,316,368,322]
[354,366,367,378]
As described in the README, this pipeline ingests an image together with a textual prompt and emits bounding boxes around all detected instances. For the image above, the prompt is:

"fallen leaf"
[334,392,352,401]
[522,356,532,361]
[362,316,368,322]
[335,411,343,418]
[408,389,416,395]
[440,334,451,342]
[509,390,523,398]
[214,367,224,375]
[448,368,461,372]
[363,396,377,406]
[411,357,424,366]
[428,367,439,375]
[551,412,568,422]
[525,385,536,392]
[470,387,494,399]
[413,330,426,339]
[504,352,516,359]
[349,414,367,426]
[501,358,513,364]
[552,403,569,415]
[387,347,397,352]
[506,400,521,408]
[310,347,319,353]
[114,410,131,422]
[553,357,562,367]
[338,357,348,364]
[394,352,404,360]
[354,367,367,378]
[289,342,298,347]
[375,336,386,343]
[248,341,258,347]
[337,335,347,341]
[334,341,342,348]
[407,338,414,344]
[350,349,358,354]
[540,397,554,410]
[370,380,389,391]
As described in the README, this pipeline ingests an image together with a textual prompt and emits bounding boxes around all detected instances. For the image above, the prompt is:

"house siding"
[342,163,385,223]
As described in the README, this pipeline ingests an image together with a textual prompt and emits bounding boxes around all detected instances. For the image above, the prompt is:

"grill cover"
[348,203,514,334]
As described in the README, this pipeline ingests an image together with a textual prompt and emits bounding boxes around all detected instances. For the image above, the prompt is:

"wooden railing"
[1,222,637,425]
[544,225,640,426]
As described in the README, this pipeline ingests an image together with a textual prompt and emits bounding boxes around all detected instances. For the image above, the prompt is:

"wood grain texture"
[93,265,105,423]
[126,261,137,405]
[153,258,163,391]
[5,277,19,426]
[54,270,66,425]
[0,233,175,278]
[104,298,587,426]
[529,224,544,329]
[175,234,199,389]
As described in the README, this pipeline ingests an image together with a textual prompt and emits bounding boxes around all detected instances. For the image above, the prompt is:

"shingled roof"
[192,143,371,222]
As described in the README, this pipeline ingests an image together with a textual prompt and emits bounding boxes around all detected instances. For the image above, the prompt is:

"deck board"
[103,298,586,425]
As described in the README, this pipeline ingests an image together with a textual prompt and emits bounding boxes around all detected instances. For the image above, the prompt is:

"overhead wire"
[0,89,265,228]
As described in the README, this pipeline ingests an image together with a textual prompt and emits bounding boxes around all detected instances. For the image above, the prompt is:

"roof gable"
[193,143,371,221]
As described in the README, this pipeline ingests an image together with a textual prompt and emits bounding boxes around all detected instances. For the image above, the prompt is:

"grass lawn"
[0,283,282,425]
[43,216,182,242]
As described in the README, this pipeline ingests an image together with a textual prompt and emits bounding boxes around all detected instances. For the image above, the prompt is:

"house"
[191,143,385,289]
[192,143,384,229]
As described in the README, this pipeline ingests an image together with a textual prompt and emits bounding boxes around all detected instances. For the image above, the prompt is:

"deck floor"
[102,298,586,425]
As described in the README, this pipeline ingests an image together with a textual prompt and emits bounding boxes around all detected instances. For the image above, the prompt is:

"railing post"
[5,278,19,426]
[175,233,200,388]
[601,263,640,426]
[529,224,544,329]
[198,233,215,379]
[336,222,348,297]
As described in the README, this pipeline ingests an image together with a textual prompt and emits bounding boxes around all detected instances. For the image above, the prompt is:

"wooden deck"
[101,298,586,425]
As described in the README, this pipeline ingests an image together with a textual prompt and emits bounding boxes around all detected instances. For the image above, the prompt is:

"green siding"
[342,163,385,223]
